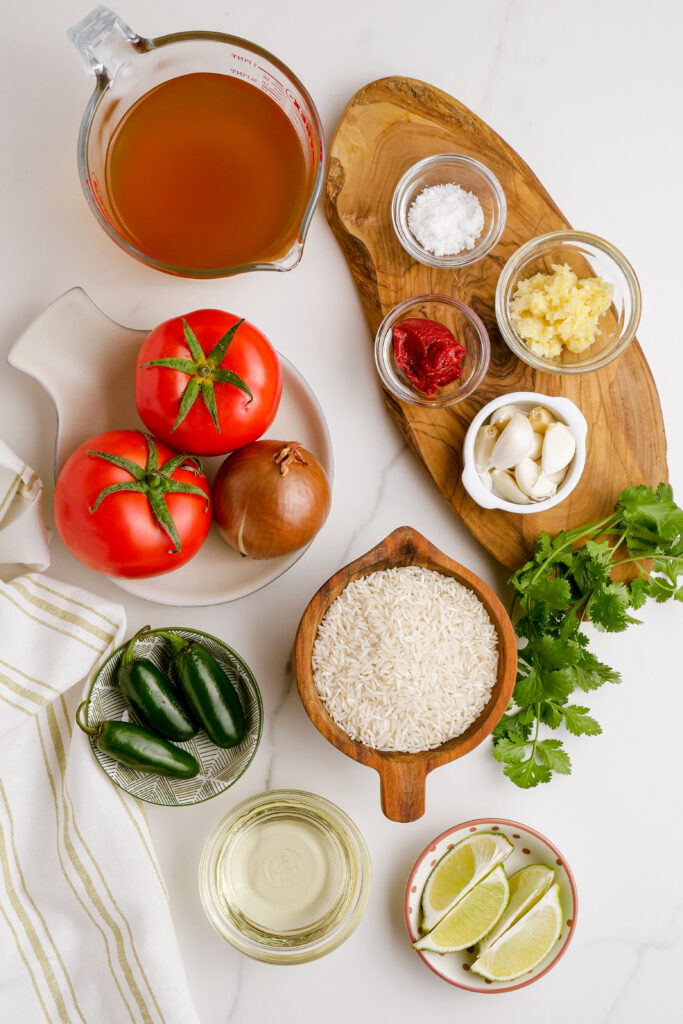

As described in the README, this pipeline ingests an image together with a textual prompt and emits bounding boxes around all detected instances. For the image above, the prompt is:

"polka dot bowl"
[404,818,577,992]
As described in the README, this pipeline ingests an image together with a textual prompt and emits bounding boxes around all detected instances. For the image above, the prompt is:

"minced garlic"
[509,263,613,359]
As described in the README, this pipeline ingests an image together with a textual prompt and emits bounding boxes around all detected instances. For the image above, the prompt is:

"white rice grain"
[311,566,499,753]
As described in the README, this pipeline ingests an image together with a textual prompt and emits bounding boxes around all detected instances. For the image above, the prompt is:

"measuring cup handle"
[67,5,142,79]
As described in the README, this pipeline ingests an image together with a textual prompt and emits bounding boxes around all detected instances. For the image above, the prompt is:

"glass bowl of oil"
[199,790,371,963]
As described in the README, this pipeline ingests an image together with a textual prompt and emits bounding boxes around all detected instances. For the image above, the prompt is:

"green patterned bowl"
[82,627,263,806]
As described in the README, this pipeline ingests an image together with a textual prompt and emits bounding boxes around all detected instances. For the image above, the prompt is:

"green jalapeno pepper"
[76,701,199,778]
[157,631,246,748]
[117,626,197,741]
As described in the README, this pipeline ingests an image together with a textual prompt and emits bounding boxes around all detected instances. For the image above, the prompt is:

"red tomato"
[134,309,282,456]
[53,430,212,579]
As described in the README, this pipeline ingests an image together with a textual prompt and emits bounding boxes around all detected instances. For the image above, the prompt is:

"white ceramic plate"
[404,817,577,992]
[9,288,333,606]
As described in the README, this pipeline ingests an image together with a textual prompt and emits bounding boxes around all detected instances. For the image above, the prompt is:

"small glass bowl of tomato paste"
[374,294,490,408]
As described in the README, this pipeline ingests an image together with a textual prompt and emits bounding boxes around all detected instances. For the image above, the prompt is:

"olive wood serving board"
[325,78,668,569]
[294,526,517,822]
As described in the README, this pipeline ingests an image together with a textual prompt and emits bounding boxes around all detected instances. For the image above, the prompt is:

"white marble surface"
[1,1,682,1021]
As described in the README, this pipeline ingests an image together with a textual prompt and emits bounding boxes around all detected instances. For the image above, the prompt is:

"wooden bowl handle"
[378,761,428,822]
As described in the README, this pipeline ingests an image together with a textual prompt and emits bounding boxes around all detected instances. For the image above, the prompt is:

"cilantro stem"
[527,513,619,586]
[610,554,683,569]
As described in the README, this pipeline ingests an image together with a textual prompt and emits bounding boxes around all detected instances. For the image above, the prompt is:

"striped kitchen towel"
[0,439,50,581]
[0,447,198,1024]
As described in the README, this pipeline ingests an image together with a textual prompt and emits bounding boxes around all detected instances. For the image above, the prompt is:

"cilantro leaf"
[550,531,578,566]
[503,758,552,788]
[571,540,613,590]
[513,667,544,706]
[572,649,621,690]
[536,739,571,775]
[647,576,678,603]
[531,635,582,669]
[523,577,572,610]
[534,532,553,563]
[492,711,533,742]
[562,705,602,736]
[492,737,530,764]
[543,668,576,701]
[539,701,564,729]
[514,599,551,640]
[617,484,677,530]
[629,576,651,609]
[589,583,640,632]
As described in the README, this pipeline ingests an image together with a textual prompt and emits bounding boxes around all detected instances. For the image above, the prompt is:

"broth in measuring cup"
[105,73,309,271]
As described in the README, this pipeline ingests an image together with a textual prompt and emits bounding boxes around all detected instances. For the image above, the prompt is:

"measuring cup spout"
[68,5,142,80]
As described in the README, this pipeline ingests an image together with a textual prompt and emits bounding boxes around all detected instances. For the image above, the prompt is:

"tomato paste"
[392,318,466,395]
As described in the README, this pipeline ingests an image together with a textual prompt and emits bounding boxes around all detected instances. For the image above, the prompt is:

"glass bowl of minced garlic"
[495,230,641,374]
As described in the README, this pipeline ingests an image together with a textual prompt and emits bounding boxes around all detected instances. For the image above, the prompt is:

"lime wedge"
[420,832,513,932]
[478,864,554,955]
[413,865,510,953]
[471,882,563,981]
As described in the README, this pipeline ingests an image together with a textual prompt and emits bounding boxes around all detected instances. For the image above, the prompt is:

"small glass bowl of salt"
[392,154,506,268]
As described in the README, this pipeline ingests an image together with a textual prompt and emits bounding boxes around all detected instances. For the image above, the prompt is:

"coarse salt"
[407,183,484,257]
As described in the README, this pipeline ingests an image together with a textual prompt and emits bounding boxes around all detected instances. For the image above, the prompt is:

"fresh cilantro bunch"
[493,483,683,787]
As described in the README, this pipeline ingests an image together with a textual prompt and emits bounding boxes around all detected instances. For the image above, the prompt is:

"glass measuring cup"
[68,6,325,278]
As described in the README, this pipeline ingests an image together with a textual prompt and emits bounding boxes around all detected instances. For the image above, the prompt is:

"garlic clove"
[490,413,535,470]
[530,475,558,501]
[529,406,556,435]
[478,470,493,492]
[474,425,498,473]
[489,404,521,432]
[545,466,568,486]
[528,431,544,461]
[541,421,576,475]
[491,469,532,504]
[515,459,559,501]
[514,457,542,497]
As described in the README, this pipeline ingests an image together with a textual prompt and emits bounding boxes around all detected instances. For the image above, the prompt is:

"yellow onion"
[213,440,331,559]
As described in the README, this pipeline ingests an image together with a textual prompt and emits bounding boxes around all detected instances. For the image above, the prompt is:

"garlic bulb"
[474,425,498,473]
[489,404,521,432]
[490,413,535,470]
[541,422,576,475]
[478,470,493,492]
[491,469,532,504]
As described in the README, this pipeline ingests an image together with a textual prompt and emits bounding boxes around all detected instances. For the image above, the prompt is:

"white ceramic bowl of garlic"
[461,392,587,514]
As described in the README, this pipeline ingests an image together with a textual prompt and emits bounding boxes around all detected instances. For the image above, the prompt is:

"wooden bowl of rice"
[294,526,517,822]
